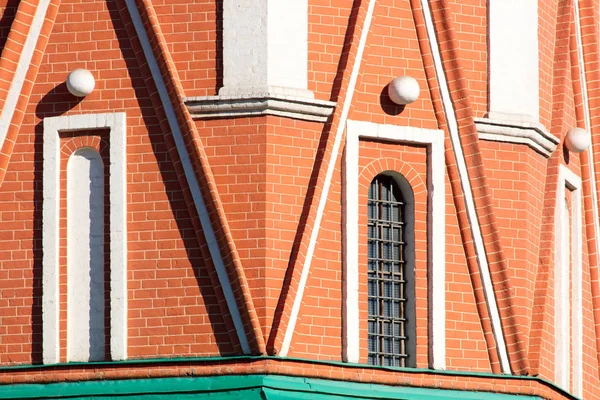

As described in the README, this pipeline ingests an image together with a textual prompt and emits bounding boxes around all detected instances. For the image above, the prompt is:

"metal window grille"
[367,175,409,367]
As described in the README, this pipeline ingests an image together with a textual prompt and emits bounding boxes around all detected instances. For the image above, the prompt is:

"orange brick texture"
[0,0,600,398]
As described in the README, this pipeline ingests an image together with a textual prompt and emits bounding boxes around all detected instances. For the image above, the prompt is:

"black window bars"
[367,174,410,367]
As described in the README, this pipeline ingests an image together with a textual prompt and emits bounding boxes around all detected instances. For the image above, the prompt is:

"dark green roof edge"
[0,355,577,399]
[0,373,542,400]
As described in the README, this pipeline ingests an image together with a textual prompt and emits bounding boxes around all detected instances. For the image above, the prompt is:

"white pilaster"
[488,0,539,122]
[188,0,335,121]
[220,0,310,98]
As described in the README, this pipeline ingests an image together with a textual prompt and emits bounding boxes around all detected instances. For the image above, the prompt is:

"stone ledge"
[185,94,336,123]
[474,117,560,157]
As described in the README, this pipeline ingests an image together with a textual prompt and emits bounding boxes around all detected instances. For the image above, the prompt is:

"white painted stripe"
[123,0,250,354]
[43,113,128,363]
[344,121,446,369]
[555,165,582,395]
[279,0,377,357]
[109,113,128,361]
[42,112,61,365]
[0,0,51,153]
[420,0,511,373]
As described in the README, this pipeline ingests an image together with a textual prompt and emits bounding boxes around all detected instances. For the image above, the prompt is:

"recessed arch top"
[43,112,127,364]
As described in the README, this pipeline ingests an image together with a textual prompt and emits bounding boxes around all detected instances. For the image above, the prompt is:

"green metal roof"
[0,374,542,400]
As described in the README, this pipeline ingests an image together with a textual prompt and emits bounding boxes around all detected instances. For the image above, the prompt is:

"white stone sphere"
[66,69,95,97]
[565,127,590,153]
[388,76,420,105]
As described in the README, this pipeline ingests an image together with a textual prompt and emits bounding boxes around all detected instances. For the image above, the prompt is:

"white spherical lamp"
[66,69,95,97]
[565,127,590,153]
[388,76,420,105]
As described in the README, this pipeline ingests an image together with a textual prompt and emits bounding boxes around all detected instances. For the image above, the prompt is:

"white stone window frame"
[343,120,445,369]
[554,165,582,396]
[43,113,127,364]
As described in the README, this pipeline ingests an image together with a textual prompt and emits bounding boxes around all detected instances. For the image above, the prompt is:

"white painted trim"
[554,165,583,396]
[420,0,511,373]
[343,120,445,369]
[185,94,336,123]
[43,113,128,364]
[109,113,128,361]
[278,0,377,357]
[0,0,51,155]
[474,117,559,157]
[123,0,250,354]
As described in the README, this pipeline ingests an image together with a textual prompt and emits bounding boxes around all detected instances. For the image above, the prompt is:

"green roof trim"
[0,356,574,399]
[0,374,542,400]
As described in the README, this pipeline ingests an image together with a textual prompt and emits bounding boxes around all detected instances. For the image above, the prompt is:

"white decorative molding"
[0,0,51,154]
[67,148,106,362]
[488,0,539,122]
[185,94,335,123]
[278,0,377,357]
[555,165,583,396]
[474,117,559,157]
[420,0,512,373]
[123,0,251,353]
[43,113,127,364]
[202,0,332,122]
[343,120,445,369]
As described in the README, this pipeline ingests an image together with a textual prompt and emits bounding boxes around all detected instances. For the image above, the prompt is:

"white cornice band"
[185,94,336,123]
[475,118,559,157]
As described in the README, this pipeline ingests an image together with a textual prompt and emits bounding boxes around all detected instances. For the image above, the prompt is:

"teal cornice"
[0,374,542,400]
[0,356,575,399]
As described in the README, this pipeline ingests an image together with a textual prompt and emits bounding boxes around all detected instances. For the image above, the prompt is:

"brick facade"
[0,0,598,398]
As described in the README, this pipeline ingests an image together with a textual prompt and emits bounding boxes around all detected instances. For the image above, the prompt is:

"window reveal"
[367,174,410,367]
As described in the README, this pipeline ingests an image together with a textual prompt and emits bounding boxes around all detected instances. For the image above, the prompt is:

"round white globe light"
[66,69,95,97]
[388,76,420,105]
[565,127,590,153]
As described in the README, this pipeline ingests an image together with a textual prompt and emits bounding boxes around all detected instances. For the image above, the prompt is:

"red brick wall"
[479,141,548,350]
[447,0,487,118]
[154,0,219,97]
[308,0,352,100]
[1,0,600,397]
[539,0,558,129]
[198,116,323,339]
[350,0,438,128]
[0,0,231,364]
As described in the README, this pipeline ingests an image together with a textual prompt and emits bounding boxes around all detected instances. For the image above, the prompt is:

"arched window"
[367,173,415,367]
